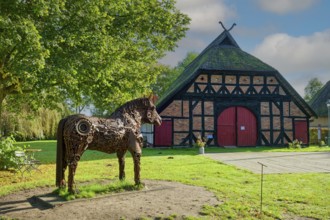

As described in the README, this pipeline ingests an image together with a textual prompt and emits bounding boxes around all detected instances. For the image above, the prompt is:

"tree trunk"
[0,93,6,137]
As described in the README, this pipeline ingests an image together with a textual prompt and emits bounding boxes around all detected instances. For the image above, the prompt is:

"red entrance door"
[217,107,236,146]
[217,106,257,146]
[294,120,308,144]
[154,120,172,146]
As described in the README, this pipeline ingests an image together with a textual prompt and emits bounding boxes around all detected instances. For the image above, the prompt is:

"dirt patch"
[0,180,220,220]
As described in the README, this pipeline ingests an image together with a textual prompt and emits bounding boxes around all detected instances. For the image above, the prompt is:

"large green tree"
[304,77,324,102]
[151,51,198,98]
[0,0,190,115]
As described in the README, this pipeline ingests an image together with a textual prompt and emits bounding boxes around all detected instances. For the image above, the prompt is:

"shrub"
[288,139,302,149]
[1,100,69,141]
[0,136,26,170]
[309,128,329,145]
[194,135,206,148]
[319,140,326,146]
[10,131,26,142]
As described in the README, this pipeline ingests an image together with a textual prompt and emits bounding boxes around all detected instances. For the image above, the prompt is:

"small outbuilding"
[309,80,330,128]
[153,27,316,147]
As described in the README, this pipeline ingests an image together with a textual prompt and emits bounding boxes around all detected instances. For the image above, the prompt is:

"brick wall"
[174,118,189,131]
[192,102,202,115]
[157,72,309,146]
[272,103,280,115]
[174,133,187,145]
[204,101,213,115]
[290,102,305,117]
[283,102,289,116]
[160,100,182,117]
[211,75,222,83]
[284,117,292,129]
[261,102,269,115]
[193,117,202,130]
[239,75,250,84]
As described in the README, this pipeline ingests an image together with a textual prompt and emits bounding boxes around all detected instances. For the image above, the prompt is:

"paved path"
[205,152,330,174]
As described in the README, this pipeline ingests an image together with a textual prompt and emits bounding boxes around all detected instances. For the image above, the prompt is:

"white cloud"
[160,0,237,66]
[255,0,319,14]
[252,30,330,95]
[176,0,236,34]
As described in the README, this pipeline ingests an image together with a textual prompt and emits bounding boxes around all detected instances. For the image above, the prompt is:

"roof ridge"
[157,29,316,118]
[309,80,330,116]
[309,80,330,103]
[157,30,276,107]
[183,30,239,72]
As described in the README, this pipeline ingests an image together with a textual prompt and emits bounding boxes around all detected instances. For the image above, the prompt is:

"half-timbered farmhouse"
[153,28,316,147]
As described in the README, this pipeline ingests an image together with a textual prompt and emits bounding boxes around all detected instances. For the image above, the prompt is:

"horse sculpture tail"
[56,118,67,187]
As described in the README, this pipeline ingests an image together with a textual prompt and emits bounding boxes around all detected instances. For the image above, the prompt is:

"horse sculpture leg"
[117,150,127,181]
[68,154,82,194]
[60,160,68,188]
[68,158,78,194]
[56,118,68,189]
[129,150,141,185]
[128,131,143,185]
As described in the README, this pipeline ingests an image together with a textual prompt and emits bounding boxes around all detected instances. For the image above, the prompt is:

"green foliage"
[1,141,330,218]
[0,136,26,170]
[319,140,326,146]
[193,135,206,148]
[304,77,323,102]
[151,52,198,98]
[309,127,329,145]
[55,180,143,200]
[1,100,69,140]
[15,140,116,164]
[13,140,330,165]
[0,0,190,117]
[288,139,303,149]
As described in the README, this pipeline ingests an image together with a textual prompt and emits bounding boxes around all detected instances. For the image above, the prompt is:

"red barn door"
[294,120,308,144]
[237,107,257,146]
[154,120,172,146]
[217,106,257,146]
[217,107,236,146]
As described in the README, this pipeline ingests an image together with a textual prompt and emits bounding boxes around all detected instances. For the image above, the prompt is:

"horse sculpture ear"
[148,93,158,104]
[148,94,153,102]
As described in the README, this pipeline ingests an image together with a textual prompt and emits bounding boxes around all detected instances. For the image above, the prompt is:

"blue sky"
[160,0,330,97]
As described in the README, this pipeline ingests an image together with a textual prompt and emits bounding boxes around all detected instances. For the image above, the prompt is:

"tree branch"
[1,45,17,70]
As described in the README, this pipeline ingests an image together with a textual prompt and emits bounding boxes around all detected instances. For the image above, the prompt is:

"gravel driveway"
[205,152,330,174]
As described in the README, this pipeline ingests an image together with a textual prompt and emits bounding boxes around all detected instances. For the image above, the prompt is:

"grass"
[1,140,329,219]
[14,140,112,163]
[13,140,330,164]
[54,179,143,201]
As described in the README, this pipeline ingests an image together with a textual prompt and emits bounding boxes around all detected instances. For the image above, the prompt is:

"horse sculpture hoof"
[59,180,66,189]
[135,181,145,188]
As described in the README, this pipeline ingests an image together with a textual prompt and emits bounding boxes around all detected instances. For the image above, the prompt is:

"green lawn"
[13,140,330,164]
[1,141,329,219]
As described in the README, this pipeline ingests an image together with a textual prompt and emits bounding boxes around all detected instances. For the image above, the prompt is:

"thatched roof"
[157,30,316,118]
[309,81,330,117]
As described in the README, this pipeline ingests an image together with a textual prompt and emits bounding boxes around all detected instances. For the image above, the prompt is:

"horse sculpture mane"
[56,97,161,194]
[112,98,151,115]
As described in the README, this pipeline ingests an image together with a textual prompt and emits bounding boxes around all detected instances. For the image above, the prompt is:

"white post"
[317,124,321,145]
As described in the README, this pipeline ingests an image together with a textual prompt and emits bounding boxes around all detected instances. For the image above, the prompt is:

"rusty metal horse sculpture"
[56,97,162,193]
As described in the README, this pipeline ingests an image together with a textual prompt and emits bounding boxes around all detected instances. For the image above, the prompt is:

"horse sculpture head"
[112,96,162,127]
[141,97,162,126]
